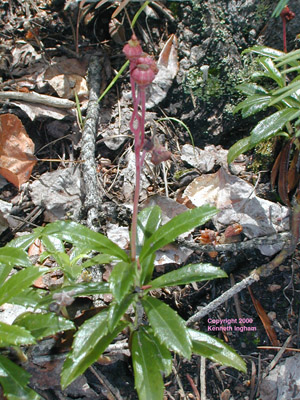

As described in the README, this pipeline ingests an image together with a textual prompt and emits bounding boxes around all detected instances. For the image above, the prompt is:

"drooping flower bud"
[131,55,158,87]
[123,34,143,62]
[280,5,295,22]
[151,144,171,165]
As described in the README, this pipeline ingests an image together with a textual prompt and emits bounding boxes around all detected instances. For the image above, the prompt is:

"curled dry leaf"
[0,114,37,188]
[146,34,179,109]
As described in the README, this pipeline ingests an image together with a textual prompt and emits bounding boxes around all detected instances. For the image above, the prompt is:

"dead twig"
[0,91,75,109]
[176,231,292,254]
[186,272,260,326]
[81,55,107,230]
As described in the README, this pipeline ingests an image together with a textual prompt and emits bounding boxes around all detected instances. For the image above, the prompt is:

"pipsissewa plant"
[0,36,246,400]
[228,45,300,206]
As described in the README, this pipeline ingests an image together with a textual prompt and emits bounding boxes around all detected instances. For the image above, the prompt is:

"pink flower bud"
[131,55,158,87]
[151,145,171,165]
[123,34,143,61]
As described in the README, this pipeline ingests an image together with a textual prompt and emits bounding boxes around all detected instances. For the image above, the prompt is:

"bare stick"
[81,55,105,230]
[186,272,260,326]
[177,231,291,254]
[0,91,75,109]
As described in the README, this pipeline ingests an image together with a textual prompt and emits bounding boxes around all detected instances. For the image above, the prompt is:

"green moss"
[173,169,193,181]
[250,140,275,172]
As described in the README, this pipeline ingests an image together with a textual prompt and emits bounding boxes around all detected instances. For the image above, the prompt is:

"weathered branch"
[0,91,75,108]
[81,55,105,230]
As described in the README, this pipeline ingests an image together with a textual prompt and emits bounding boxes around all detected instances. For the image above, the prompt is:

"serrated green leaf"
[259,57,285,87]
[143,327,172,376]
[61,310,128,389]
[0,264,12,287]
[233,95,271,117]
[140,253,156,285]
[41,220,129,262]
[188,329,247,373]
[243,46,284,59]
[9,287,45,308]
[227,136,252,164]
[41,235,65,253]
[149,264,227,289]
[236,83,268,96]
[80,254,116,269]
[7,228,43,250]
[269,81,300,106]
[0,355,42,400]
[0,266,47,306]
[142,297,191,359]
[109,261,135,303]
[276,48,300,67]
[271,0,289,17]
[36,281,111,308]
[13,312,75,340]
[139,205,218,262]
[108,294,136,331]
[131,329,165,400]
[136,206,162,255]
[250,108,300,146]
[0,322,36,347]
[0,247,32,268]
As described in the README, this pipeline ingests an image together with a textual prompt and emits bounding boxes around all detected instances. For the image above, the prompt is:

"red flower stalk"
[123,35,158,261]
[280,6,295,53]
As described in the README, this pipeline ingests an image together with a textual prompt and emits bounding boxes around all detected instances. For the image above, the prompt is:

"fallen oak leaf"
[0,113,37,188]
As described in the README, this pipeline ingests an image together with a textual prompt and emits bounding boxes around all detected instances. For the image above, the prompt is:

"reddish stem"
[282,18,287,53]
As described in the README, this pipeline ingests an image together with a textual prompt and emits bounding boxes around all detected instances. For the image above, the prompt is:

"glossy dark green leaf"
[9,287,45,308]
[150,264,227,289]
[236,82,268,96]
[276,48,300,67]
[272,0,289,17]
[250,109,300,147]
[61,309,128,389]
[0,266,47,306]
[0,322,36,347]
[243,46,284,59]
[41,220,129,262]
[13,312,75,340]
[80,254,116,269]
[227,136,252,164]
[0,264,12,287]
[142,297,192,359]
[41,234,64,253]
[139,253,156,285]
[136,206,162,255]
[0,247,32,268]
[188,329,247,372]
[36,281,111,307]
[233,95,271,117]
[7,228,43,250]
[109,261,135,303]
[131,329,165,400]
[143,327,172,376]
[108,294,136,332]
[259,57,285,87]
[139,205,218,262]
[269,81,300,106]
[0,355,41,400]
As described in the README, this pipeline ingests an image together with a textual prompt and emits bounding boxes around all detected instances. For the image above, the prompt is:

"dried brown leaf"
[0,114,37,188]
[111,0,130,19]
[278,140,293,206]
[288,148,300,193]
[248,287,279,346]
